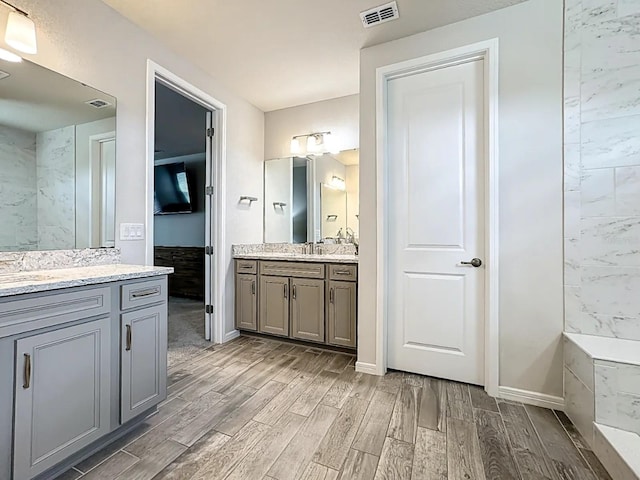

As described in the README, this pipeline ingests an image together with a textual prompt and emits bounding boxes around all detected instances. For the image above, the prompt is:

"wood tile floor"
[59,336,612,480]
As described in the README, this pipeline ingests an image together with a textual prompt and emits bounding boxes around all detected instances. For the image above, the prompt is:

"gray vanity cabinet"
[259,276,290,337]
[120,303,167,423]
[328,281,357,348]
[13,317,111,480]
[235,274,257,331]
[291,278,325,342]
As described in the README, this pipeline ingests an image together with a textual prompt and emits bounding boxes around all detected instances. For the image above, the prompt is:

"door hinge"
[205,246,214,255]
[206,127,214,138]
[205,304,214,314]
[205,186,214,196]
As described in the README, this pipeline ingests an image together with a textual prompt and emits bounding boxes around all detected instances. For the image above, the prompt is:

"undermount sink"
[0,273,54,284]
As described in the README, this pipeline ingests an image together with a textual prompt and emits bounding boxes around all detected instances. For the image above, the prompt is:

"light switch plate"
[119,223,145,241]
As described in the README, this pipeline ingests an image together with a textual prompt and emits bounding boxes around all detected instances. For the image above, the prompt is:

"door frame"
[145,60,227,343]
[374,39,500,396]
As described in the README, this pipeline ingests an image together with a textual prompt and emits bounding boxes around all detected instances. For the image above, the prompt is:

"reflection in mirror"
[0,59,116,251]
[263,149,358,244]
[264,157,310,243]
[320,183,346,240]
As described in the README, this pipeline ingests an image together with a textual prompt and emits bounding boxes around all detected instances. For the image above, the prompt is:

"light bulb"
[306,135,317,152]
[5,12,37,55]
[290,137,301,154]
[0,47,21,63]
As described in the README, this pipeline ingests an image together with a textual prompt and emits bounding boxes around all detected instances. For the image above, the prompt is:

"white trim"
[224,330,241,343]
[145,60,227,344]
[374,39,500,396]
[355,361,379,376]
[498,386,565,410]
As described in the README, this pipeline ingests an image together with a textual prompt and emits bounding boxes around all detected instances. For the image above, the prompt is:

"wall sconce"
[290,131,334,155]
[1,1,37,56]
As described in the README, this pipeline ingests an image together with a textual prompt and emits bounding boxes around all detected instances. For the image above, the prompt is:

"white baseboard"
[223,330,240,343]
[355,361,381,375]
[498,386,565,410]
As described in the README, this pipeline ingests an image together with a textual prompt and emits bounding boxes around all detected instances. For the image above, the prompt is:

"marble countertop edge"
[0,264,174,298]
[233,252,358,264]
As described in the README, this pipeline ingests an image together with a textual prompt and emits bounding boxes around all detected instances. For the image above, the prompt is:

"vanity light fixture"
[0,46,20,62]
[1,1,37,55]
[290,131,332,155]
[330,175,346,191]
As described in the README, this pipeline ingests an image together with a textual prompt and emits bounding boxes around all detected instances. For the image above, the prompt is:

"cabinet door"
[328,281,357,348]
[14,317,111,480]
[121,304,167,423]
[259,276,289,337]
[291,278,325,343]
[236,274,257,331]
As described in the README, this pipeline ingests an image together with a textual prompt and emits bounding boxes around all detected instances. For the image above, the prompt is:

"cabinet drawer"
[0,287,111,339]
[260,261,325,279]
[121,278,166,310]
[329,264,357,281]
[236,259,258,274]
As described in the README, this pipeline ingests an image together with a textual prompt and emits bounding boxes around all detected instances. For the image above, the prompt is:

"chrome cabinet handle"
[329,287,334,304]
[23,353,31,389]
[461,258,482,268]
[334,270,351,275]
[126,324,132,351]
[284,284,288,299]
[292,285,297,300]
[132,287,160,298]
[240,264,253,270]
[251,280,256,295]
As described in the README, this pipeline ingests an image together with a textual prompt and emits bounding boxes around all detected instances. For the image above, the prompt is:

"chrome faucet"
[346,227,359,255]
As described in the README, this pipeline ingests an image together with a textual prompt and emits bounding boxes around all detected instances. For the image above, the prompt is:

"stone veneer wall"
[564,0,640,340]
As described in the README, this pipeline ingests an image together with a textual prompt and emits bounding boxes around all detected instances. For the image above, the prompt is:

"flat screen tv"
[154,162,193,214]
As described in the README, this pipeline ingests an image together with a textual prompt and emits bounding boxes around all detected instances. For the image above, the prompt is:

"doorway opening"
[146,62,227,368]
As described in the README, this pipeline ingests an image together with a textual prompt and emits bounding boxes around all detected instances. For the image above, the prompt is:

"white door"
[205,111,214,340]
[99,138,116,247]
[387,59,486,385]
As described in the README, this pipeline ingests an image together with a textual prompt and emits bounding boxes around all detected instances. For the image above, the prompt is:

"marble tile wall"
[595,360,640,436]
[0,125,38,250]
[564,338,596,445]
[564,0,640,341]
[36,126,76,250]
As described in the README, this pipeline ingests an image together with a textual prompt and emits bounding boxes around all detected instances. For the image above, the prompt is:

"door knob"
[461,258,482,267]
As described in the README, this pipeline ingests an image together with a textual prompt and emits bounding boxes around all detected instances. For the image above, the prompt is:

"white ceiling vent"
[360,1,399,28]
[85,98,112,109]
[0,70,9,81]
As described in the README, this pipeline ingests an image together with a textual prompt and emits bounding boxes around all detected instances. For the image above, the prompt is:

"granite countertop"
[0,264,174,298]
[234,252,358,264]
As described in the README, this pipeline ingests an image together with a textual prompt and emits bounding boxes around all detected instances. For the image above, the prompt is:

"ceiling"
[0,59,115,133]
[101,0,526,112]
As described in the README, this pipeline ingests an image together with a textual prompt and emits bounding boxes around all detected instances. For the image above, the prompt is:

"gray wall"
[154,153,206,247]
[359,0,564,398]
[564,0,640,341]
[14,0,265,341]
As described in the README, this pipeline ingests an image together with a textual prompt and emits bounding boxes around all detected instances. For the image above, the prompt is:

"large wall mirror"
[0,59,117,252]
[263,149,359,244]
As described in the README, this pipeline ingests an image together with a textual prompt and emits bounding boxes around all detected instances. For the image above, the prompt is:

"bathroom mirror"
[263,149,358,244]
[0,59,117,252]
